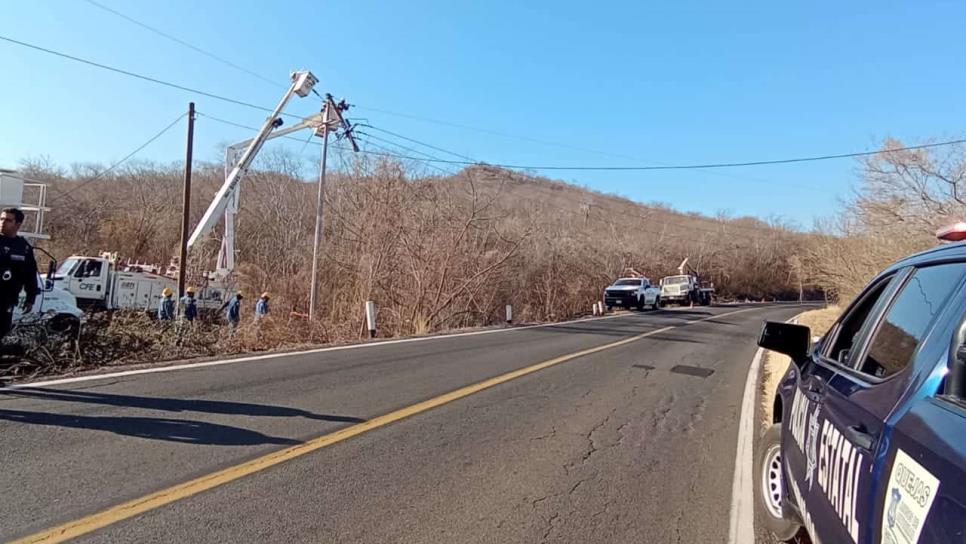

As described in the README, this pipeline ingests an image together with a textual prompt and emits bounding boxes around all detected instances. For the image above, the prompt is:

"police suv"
[756,222,966,544]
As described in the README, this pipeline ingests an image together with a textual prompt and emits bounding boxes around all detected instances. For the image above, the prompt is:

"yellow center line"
[11,307,756,544]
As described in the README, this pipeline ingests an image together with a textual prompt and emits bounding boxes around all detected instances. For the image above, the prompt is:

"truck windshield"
[612,279,642,286]
[662,276,689,285]
[56,258,80,276]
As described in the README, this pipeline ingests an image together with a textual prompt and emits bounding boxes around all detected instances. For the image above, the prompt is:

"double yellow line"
[13,308,751,543]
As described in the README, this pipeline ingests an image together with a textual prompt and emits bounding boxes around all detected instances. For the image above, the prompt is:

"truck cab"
[660,274,695,305]
[52,256,111,309]
[756,224,966,543]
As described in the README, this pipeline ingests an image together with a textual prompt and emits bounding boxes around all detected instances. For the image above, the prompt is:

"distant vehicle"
[659,274,713,306]
[47,253,227,313]
[755,221,966,544]
[604,277,661,311]
[659,258,714,306]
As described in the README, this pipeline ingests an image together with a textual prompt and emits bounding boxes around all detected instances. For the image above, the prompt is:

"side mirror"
[45,260,56,291]
[758,321,812,364]
[946,314,966,399]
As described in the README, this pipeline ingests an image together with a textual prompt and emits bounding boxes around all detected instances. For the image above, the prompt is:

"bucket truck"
[659,258,715,306]
[188,70,344,281]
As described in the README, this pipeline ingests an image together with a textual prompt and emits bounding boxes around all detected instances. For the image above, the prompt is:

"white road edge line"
[728,345,764,544]
[5,307,703,390]
[729,310,810,543]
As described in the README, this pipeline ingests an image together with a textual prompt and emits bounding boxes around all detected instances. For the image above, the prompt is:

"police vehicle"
[755,222,966,544]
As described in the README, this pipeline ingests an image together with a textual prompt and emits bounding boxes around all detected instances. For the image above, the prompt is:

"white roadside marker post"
[365,300,376,339]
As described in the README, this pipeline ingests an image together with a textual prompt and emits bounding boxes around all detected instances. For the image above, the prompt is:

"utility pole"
[308,102,330,321]
[309,94,359,321]
[178,102,195,300]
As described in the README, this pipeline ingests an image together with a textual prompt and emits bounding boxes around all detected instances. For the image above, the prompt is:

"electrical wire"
[360,125,476,162]
[6,33,963,173]
[81,0,285,90]
[0,34,290,117]
[198,112,401,158]
[330,138,966,171]
[355,132,458,175]
[51,112,186,203]
[78,0,652,162]
[355,137,448,176]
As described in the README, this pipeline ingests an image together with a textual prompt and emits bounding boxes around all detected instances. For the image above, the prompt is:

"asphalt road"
[0,303,807,543]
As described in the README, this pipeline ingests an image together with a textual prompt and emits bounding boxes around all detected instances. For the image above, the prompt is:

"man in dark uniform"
[0,208,39,338]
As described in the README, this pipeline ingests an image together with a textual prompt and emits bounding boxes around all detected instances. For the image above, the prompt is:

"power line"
[360,125,476,162]
[7,33,961,174]
[198,112,425,160]
[343,136,966,171]
[77,0,637,163]
[0,34,288,116]
[355,132,457,175]
[345,138,966,171]
[81,0,285,90]
[357,138,452,176]
[51,112,186,203]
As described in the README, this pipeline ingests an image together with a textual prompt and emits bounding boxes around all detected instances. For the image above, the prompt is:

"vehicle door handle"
[803,376,826,401]
[844,424,875,452]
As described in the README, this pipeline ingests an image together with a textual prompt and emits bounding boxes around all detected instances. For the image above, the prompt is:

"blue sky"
[2,0,964,228]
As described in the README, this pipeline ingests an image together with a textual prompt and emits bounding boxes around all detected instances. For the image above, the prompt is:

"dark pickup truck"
[756,223,966,544]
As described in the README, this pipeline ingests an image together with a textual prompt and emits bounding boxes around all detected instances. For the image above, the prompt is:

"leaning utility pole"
[309,94,359,320]
[178,102,195,299]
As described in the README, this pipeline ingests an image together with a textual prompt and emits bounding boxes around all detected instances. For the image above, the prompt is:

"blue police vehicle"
[755,222,966,544]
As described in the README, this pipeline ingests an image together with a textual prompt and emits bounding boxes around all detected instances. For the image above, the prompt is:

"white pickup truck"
[604,277,662,311]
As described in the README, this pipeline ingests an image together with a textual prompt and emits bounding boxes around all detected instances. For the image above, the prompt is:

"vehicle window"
[56,258,79,276]
[662,276,688,285]
[825,274,896,366]
[74,259,102,278]
[858,263,966,378]
[613,279,641,286]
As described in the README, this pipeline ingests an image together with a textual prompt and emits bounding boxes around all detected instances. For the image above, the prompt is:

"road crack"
[542,512,560,541]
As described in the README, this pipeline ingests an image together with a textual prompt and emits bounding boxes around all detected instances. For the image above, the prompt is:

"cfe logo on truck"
[882,449,940,544]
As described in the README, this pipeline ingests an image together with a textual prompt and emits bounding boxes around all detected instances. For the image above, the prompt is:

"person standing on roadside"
[180,287,198,323]
[220,292,243,335]
[0,208,38,338]
[175,286,199,346]
[255,292,270,321]
[158,288,176,321]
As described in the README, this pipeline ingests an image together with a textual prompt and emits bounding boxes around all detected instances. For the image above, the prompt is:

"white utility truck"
[49,253,227,312]
[659,258,715,306]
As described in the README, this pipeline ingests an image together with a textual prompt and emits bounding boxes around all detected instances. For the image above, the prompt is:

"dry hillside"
[14,154,808,354]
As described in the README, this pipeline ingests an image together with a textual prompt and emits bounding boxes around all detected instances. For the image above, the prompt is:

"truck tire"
[48,314,81,336]
[755,423,801,541]
[651,297,661,310]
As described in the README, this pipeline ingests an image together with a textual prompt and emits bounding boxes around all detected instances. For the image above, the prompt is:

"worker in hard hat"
[255,292,270,321]
[180,287,198,323]
[157,288,175,321]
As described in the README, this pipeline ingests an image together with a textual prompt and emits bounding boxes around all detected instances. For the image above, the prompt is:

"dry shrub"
[804,139,966,301]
